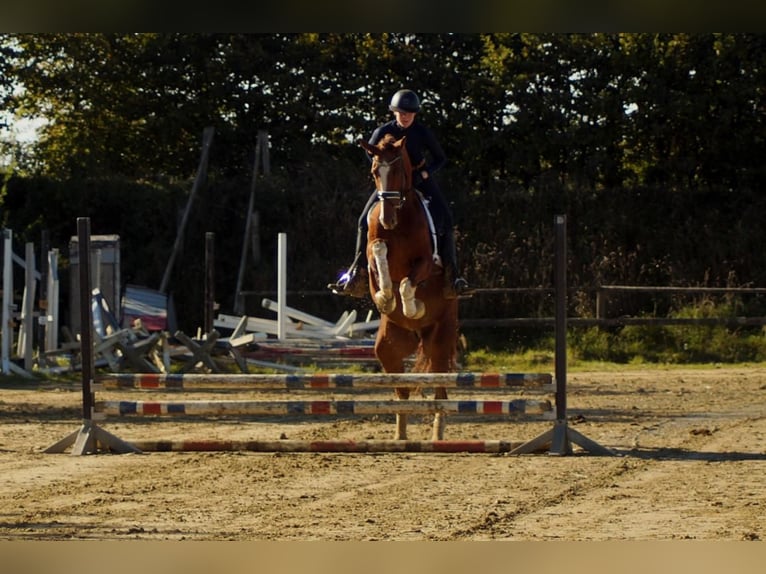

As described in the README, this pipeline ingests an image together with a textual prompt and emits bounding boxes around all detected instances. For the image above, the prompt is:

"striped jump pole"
[97,372,554,391]
[96,398,553,417]
[128,439,527,454]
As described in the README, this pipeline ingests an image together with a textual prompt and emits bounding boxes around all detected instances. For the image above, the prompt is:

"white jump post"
[20,242,36,371]
[44,249,61,353]
[277,232,287,340]
[1,229,35,378]
[2,229,12,374]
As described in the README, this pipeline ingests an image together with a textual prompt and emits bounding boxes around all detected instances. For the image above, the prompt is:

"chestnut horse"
[359,134,459,440]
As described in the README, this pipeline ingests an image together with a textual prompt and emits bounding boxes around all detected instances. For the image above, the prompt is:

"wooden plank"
[261,297,336,328]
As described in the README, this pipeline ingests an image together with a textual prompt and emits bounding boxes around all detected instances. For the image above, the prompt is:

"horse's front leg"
[371,241,396,314]
[399,278,425,319]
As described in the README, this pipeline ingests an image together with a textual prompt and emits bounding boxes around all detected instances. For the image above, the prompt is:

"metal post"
[511,214,614,456]
[44,218,140,455]
[77,218,95,421]
[554,214,567,422]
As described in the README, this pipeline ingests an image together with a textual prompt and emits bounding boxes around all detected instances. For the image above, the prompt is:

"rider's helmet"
[389,89,421,113]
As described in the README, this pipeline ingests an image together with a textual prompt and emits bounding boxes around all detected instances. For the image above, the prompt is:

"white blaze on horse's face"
[374,156,403,195]
[359,136,410,231]
[359,136,410,197]
[375,158,403,230]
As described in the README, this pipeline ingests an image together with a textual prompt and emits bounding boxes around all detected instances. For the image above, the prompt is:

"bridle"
[373,153,407,205]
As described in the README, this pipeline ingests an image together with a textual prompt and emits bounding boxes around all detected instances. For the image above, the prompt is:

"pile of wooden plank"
[211,298,380,371]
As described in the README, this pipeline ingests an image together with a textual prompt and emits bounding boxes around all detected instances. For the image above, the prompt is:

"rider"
[329,88,469,299]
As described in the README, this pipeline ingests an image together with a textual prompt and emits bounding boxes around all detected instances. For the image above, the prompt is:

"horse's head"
[359,135,413,230]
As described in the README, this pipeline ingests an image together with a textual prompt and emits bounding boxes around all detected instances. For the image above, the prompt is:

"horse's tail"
[413,347,429,372]
[412,340,458,373]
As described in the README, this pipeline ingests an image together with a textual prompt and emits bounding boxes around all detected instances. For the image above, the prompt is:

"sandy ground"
[0,366,765,541]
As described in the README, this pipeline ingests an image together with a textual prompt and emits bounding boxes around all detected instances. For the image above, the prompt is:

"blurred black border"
[2,1,765,32]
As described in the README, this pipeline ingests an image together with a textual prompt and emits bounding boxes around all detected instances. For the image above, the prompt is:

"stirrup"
[443,269,469,299]
[328,266,368,298]
[453,277,469,294]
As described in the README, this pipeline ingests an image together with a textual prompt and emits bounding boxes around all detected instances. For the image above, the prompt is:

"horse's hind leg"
[375,320,419,440]
[394,387,411,440]
[432,386,447,440]
[419,320,457,441]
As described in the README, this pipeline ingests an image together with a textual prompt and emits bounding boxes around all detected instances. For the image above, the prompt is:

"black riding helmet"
[389,89,421,113]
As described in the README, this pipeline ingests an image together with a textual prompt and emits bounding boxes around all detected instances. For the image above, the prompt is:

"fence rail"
[242,285,766,329]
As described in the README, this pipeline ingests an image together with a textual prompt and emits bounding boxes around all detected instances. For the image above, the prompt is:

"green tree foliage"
[5,33,765,189]
[2,33,766,335]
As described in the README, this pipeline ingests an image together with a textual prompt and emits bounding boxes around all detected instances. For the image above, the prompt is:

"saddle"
[365,189,442,267]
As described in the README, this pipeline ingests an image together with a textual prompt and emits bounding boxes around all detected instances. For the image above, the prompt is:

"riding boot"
[328,231,369,298]
[440,231,469,299]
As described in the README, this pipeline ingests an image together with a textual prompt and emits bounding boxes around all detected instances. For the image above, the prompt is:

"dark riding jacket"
[365,119,451,235]
[352,118,457,270]
[368,119,447,187]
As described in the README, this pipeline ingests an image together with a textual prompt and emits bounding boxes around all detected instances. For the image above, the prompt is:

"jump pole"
[128,439,526,453]
[510,214,613,456]
[44,218,141,455]
[97,372,554,390]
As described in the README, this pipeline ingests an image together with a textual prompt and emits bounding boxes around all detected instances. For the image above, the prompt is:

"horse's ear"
[359,139,376,155]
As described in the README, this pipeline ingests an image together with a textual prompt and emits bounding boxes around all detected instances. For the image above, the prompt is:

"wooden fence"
[240,285,766,329]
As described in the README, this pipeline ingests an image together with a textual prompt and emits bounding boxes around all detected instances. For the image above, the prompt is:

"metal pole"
[554,214,567,421]
[511,214,613,456]
[77,218,94,421]
[43,218,140,455]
